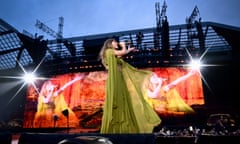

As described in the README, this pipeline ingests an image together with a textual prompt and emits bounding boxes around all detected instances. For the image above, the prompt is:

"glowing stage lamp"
[22,72,36,84]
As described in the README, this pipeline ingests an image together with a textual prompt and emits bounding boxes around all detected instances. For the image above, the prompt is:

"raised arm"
[163,69,199,92]
[114,42,135,57]
[42,74,86,103]
[56,73,86,94]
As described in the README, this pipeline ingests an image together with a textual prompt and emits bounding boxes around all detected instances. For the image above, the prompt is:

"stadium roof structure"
[0,18,240,76]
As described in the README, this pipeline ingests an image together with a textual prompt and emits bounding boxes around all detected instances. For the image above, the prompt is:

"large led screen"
[23,67,204,130]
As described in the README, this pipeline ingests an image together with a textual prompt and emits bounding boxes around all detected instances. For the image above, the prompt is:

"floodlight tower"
[155,2,161,31]
[160,1,170,59]
[186,6,200,25]
[35,17,64,56]
[35,17,63,39]
[154,1,161,50]
[160,0,167,27]
[57,17,64,39]
[186,6,205,57]
[155,1,169,59]
[155,0,167,30]
[35,17,76,57]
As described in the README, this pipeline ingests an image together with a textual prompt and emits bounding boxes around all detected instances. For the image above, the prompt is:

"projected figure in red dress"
[146,69,199,115]
[33,74,85,128]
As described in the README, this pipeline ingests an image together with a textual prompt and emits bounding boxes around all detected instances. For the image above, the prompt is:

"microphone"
[118,40,133,50]
[124,40,132,46]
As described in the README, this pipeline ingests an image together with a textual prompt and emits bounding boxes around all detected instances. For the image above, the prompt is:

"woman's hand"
[119,42,126,47]
[114,41,133,56]
[127,47,136,53]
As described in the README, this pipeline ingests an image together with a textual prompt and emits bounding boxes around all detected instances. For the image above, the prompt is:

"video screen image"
[23,67,204,129]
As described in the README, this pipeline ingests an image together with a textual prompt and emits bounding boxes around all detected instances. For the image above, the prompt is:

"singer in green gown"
[100,46,161,134]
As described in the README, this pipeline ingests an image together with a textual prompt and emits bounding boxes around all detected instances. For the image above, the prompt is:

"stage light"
[189,126,193,131]
[189,59,201,70]
[22,72,36,84]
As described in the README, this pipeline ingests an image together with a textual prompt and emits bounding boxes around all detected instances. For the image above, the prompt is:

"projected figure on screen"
[147,69,198,115]
[33,74,85,128]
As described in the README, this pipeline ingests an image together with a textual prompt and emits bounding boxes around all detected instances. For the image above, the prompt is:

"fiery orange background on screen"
[23,67,204,129]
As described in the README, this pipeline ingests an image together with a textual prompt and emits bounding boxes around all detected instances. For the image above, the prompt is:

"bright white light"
[23,72,36,84]
[189,59,201,70]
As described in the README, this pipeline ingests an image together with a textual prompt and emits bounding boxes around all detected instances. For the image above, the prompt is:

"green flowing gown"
[100,49,161,134]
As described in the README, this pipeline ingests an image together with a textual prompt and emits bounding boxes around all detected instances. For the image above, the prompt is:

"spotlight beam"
[5,82,26,107]
[0,55,48,110]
